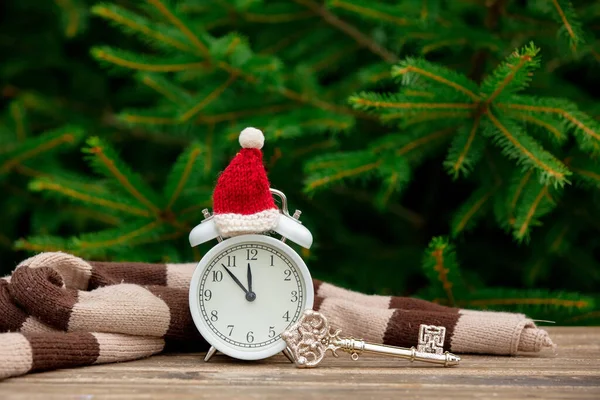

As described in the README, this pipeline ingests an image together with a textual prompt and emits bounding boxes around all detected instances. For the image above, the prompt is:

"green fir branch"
[71,220,165,257]
[392,58,480,101]
[178,75,238,122]
[15,236,73,254]
[116,108,182,127]
[83,137,161,213]
[512,180,560,243]
[390,110,472,127]
[524,220,573,286]
[567,156,600,188]
[29,177,152,218]
[480,42,540,104]
[91,3,196,53]
[164,142,203,210]
[370,126,457,165]
[91,47,209,74]
[293,0,399,63]
[144,0,212,59]
[9,101,27,141]
[241,3,314,24]
[422,237,466,306]
[455,288,594,318]
[451,185,497,237]
[374,155,411,209]
[304,151,381,193]
[247,109,354,142]
[326,0,410,27]
[418,29,503,55]
[504,169,535,228]
[136,73,194,105]
[482,110,570,186]
[549,0,586,53]
[0,126,83,175]
[506,110,568,145]
[499,97,600,154]
[91,2,362,120]
[444,117,484,179]
[350,92,477,116]
[55,0,87,38]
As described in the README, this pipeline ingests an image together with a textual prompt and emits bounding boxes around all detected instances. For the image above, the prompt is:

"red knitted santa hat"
[212,127,280,237]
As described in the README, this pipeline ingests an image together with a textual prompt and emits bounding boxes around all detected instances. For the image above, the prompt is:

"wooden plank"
[0,327,599,400]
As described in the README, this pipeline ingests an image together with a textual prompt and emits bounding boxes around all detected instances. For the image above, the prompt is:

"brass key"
[282,310,461,368]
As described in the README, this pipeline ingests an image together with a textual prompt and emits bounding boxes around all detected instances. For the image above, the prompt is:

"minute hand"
[247,263,253,293]
[222,265,248,294]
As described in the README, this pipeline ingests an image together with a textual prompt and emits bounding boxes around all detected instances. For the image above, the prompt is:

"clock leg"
[282,346,295,363]
[204,346,217,362]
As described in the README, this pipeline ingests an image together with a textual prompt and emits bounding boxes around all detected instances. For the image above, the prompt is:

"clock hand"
[246,263,256,302]
[222,264,248,294]
[247,263,253,293]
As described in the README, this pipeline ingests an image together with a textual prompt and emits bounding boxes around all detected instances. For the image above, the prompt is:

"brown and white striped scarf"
[0,252,554,379]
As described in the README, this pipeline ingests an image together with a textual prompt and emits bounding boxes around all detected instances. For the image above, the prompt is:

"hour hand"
[222,264,248,294]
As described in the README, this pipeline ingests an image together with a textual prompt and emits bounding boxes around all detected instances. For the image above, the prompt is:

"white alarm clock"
[188,189,314,362]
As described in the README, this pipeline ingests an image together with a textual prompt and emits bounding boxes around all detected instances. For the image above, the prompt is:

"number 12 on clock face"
[189,234,314,361]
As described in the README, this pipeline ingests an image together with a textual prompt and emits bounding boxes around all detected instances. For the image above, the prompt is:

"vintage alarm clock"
[188,128,314,362]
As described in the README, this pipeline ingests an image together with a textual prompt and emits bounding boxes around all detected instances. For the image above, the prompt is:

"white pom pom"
[239,127,264,149]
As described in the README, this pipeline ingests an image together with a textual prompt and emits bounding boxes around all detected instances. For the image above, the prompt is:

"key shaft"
[331,337,460,367]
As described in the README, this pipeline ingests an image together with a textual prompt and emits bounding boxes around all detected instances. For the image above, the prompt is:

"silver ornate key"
[282,310,461,368]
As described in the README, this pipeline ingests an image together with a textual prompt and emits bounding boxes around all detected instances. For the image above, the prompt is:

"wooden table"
[1,327,598,399]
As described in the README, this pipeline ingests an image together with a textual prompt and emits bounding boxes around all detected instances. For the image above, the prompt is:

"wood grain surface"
[0,327,598,400]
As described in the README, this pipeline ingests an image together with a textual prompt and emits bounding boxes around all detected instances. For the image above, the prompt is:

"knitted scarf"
[0,252,554,379]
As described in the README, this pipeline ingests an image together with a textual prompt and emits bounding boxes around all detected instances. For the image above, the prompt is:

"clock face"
[189,235,313,360]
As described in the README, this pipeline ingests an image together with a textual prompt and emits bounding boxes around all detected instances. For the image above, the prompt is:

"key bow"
[281,309,342,367]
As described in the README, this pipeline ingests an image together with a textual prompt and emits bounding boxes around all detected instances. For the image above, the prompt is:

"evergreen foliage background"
[1,0,599,324]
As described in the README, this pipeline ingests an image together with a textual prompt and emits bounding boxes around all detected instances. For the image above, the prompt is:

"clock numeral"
[227,325,234,336]
[227,255,237,267]
[283,269,292,281]
[290,290,298,302]
[212,270,223,282]
[246,331,255,343]
[246,249,258,261]
[268,326,276,338]
[270,255,274,266]
[210,310,218,322]
[203,289,212,301]
[283,310,290,322]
